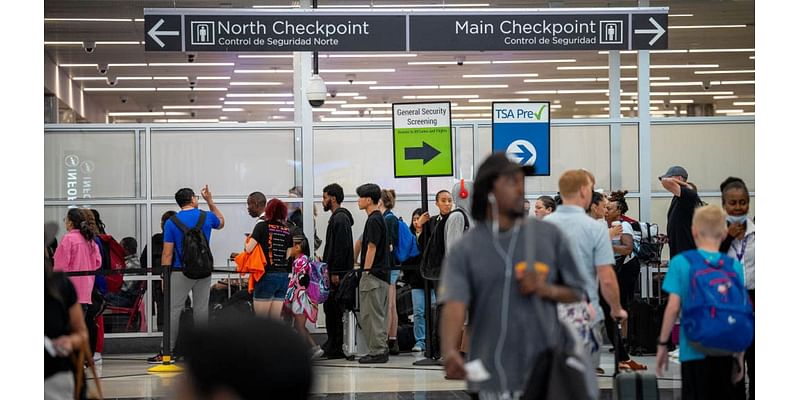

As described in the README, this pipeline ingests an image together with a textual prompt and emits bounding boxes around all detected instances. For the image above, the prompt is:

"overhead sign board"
[492,102,551,176]
[145,11,406,52]
[410,12,667,51]
[393,102,453,178]
[144,8,668,52]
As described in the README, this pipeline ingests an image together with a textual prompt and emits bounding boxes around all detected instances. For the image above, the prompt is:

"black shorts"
[681,356,738,400]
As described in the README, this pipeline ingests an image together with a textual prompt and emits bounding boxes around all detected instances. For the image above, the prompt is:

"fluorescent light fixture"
[109,63,148,67]
[153,119,220,123]
[551,105,562,109]
[733,101,756,106]
[515,90,558,94]
[452,114,492,118]
[468,98,530,103]
[670,25,747,29]
[234,69,293,73]
[149,62,234,67]
[153,76,187,81]
[197,76,231,80]
[325,81,378,85]
[328,53,417,58]
[272,116,287,120]
[157,88,228,92]
[278,108,294,112]
[558,65,637,70]
[650,110,685,115]
[440,84,507,89]
[576,100,664,105]
[408,61,491,65]
[252,4,300,8]
[72,77,107,81]
[326,100,348,105]
[492,59,576,64]
[749,56,755,60]
[108,111,187,117]
[669,14,694,17]
[651,82,703,87]
[372,3,490,7]
[116,77,153,81]
[229,82,283,86]
[652,64,719,69]
[320,69,395,73]
[370,85,438,90]
[219,116,229,120]
[45,18,138,22]
[516,89,608,94]
[452,106,491,110]
[598,77,671,81]
[341,103,393,108]
[688,48,755,53]
[669,100,695,104]
[226,93,294,98]
[572,114,610,119]
[353,96,368,100]
[524,78,597,83]
[694,70,755,75]
[603,106,659,111]
[225,101,292,105]
[222,108,245,112]
[83,87,155,92]
[714,95,739,99]
[237,54,293,58]
[44,41,82,45]
[725,112,755,116]
[716,109,745,113]
[717,80,756,85]
[463,73,539,78]
[59,64,98,67]
[403,95,479,99]
[654,91,735,96]
[329,92,359,97]
[319,117,392,122]
[163,105,223,110]
[97,41,141,45]
[331,110,360,115]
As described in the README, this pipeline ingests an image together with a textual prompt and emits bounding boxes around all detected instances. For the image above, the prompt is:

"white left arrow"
[634,17,666,46]
[148,18,180,48]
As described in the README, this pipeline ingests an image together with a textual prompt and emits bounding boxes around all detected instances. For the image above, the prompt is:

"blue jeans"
[411,288,436,349]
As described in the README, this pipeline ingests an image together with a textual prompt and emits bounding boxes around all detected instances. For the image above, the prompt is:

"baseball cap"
[659,165,688,180]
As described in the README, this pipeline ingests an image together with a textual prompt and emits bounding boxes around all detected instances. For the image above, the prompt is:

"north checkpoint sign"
[492,102,551,176]
[144,8,667,52]
[393,102,453,178]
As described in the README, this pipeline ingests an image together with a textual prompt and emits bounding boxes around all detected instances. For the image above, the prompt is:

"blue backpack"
[387,212,420,263]
[681,250,754,355]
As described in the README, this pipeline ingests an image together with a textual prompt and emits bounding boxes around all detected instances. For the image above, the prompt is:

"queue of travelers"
[45,155,754,400]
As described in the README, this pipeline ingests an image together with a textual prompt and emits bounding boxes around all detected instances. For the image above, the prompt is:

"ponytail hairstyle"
[608,190,629,215]
[80,208,99,235]
[67,208,95,242]
[720,177,750,203]
[380,189,396,210]
[90,209,107,234]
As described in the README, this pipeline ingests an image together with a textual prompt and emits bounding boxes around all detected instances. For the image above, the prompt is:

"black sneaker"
[147,353,174,365]
[358,353,389,364]
[322,352,347,360]
[388,339,400,355]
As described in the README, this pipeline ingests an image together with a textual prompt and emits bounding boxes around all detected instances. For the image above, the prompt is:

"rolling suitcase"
[613,322,659,400]
[342,310,369,360]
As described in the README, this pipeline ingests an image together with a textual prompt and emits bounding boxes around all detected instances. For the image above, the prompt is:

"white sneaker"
[669,348,680,360]
[411,345,423,352]
[310,346,324,360]
[92,352,103,365]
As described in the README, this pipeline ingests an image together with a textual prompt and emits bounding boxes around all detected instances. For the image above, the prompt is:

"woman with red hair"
[248,198,293,319]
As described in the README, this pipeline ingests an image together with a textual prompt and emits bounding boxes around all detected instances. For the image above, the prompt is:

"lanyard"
[733,234,750,262]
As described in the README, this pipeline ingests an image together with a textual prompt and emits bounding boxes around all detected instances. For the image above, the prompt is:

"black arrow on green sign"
[405,142,441,164]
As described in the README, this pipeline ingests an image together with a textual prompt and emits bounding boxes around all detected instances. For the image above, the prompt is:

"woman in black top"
[251,198,293,320]
[404,208,435,352]
[45,263,89,400]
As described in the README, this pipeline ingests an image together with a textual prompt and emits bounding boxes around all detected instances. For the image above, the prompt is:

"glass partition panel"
[150,129,296,198]
[313,127,454,196]
[456,126,474,179]
[44,131,137,200]
[45,205,138,243]
[651,123,755,192]
[621,124,640,192]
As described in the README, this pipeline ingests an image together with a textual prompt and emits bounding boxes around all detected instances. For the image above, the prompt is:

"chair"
[105,281,148,332]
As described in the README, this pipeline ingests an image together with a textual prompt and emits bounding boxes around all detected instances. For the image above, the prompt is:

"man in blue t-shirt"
[148,185,225,364]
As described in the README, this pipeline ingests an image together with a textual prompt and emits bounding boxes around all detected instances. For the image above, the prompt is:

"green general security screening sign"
[393,102,453,178]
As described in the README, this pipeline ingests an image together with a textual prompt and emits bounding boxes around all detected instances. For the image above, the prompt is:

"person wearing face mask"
[718,177,755,400]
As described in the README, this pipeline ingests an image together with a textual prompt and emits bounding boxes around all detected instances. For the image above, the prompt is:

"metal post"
[414,177,440,366]
[609,50,622,191]
[638,0,653,222]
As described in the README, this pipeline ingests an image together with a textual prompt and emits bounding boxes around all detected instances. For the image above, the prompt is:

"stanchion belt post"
[161,265,172,364]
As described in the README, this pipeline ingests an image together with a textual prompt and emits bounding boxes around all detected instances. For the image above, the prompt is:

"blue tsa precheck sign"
[492,102,551,176]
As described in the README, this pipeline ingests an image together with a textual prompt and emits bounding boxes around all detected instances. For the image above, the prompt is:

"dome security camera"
[120,96,128,104]
[455,56,466,66]
[306,75,327,108]
[189,95,197,104]
[83,41,96,54]
[187,53,197,63]
[97,63,109,75]
[345,73,356,84]
[107,76,118,86]
[188,76,197,88]
[329,89,338,98]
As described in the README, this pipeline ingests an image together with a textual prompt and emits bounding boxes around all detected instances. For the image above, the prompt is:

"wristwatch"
[657,340,671,346]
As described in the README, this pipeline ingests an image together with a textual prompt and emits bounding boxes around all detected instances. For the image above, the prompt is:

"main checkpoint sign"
[393,102,453,178]
[492,102,551,176]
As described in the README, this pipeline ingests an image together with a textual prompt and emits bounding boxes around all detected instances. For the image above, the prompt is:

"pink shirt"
[53,229,102,304]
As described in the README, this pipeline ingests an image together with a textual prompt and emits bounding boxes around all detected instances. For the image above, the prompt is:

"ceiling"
[44,0,755,123]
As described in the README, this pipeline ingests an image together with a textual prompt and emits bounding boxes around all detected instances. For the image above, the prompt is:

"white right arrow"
[148,18,180,48]
[634,17,666,46]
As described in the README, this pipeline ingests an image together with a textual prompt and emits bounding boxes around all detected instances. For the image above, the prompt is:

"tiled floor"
[86,346,682,399]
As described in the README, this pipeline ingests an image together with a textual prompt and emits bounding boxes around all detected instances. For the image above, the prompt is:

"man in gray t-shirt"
[439,153,588,396]
[545,169,627,370]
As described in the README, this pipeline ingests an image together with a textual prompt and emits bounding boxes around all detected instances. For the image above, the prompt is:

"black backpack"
[336,270,360,311]
[170,211,214,279]
[421,208,470,280]
[630,220,661,264]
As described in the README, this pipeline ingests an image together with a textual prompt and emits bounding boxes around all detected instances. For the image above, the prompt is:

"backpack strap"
[170,210,206,233]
